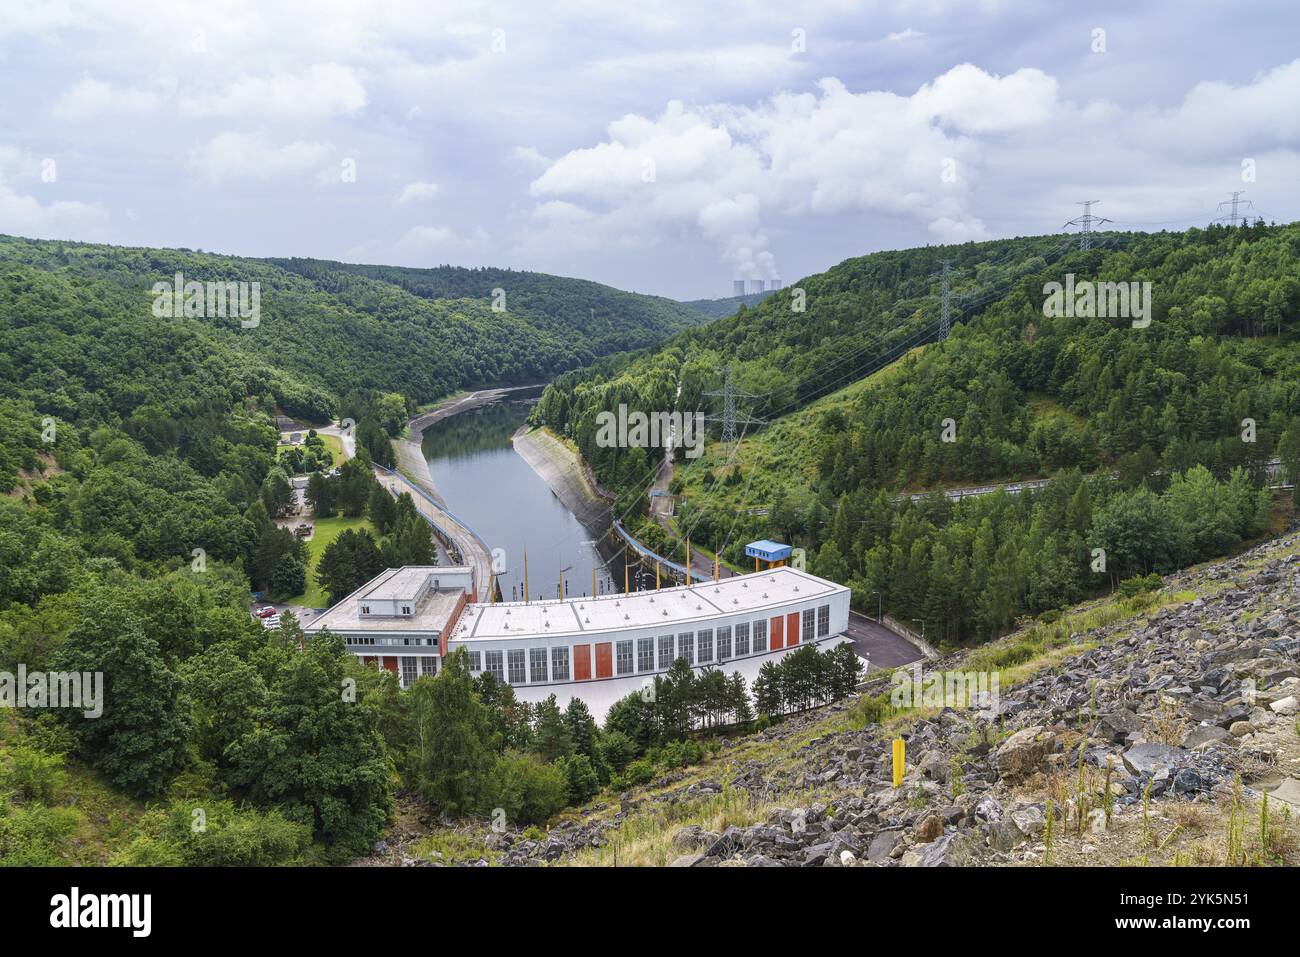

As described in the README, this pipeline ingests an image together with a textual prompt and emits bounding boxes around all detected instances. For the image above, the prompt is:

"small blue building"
[745,539,792,569]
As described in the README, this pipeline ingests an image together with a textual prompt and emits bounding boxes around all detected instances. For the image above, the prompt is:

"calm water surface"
[420,395,616,602]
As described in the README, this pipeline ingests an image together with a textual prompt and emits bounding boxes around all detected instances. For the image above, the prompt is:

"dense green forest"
[0,234,708,436]
[0,232,710,864]
[268,258,710,361]
[678,289,774,319]
[532,222,1300,645]
[404,640,860,827]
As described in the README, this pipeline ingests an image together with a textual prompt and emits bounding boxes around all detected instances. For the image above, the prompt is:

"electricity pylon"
[1064,200,1113,251]
[938,258,963,339]
[1214,190,1254,227]
[703,365,765,448]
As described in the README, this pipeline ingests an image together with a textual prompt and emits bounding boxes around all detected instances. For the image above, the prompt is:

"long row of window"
[463,604,833,686]
[348,636,437,647]
[469,647,571,682]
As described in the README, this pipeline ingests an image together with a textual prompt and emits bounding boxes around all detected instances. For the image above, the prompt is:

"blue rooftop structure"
[745,540,793,562]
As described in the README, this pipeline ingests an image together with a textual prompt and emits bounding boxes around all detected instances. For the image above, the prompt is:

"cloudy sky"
[2,0,1298,299]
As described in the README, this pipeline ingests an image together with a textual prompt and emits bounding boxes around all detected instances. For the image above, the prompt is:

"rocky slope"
[363,530,1300,867]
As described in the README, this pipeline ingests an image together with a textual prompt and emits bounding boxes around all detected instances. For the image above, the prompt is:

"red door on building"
[382,657,398,674]
[594,642,613,679]
[573,644,591,681]
[770,615,784,650]
[786,611,800,646]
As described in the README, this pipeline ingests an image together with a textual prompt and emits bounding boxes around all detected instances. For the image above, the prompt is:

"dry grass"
[564,783,788,867]
[1020,779,1300,868]
[1146,699,1187,747]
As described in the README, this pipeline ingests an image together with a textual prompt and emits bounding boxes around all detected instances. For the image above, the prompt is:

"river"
[419,389,618,602]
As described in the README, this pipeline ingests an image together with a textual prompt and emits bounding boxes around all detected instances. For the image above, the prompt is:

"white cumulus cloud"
[0,184,109,239]
[190,132,334,182]
[178,63,368,120]
[523,65,1036,276]
[53,76,161,119]
[396,180,440,203]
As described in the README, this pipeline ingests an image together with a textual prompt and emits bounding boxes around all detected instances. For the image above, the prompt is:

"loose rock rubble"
[669,535,1300,867]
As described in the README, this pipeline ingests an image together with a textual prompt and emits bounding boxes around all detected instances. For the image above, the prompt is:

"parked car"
[257,606,277,618]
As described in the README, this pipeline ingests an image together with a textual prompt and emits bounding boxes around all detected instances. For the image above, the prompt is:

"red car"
[257,606,277,618]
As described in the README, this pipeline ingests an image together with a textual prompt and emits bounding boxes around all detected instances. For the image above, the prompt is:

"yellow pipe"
[592,566,597,598]
[524,551,529,604]
[624,555,629,593]
[656,560,660,590]
[686,539,691,583]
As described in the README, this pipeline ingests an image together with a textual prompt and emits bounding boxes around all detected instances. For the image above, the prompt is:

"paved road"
[681,541,737,583]
[649,380,682,525]
[315,420,357,461]
[904,457,1289,504]
[377,470,495,602]
[845,611,926,670]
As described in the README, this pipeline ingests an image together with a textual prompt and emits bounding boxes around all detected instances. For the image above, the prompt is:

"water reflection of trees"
[421,400,536,460]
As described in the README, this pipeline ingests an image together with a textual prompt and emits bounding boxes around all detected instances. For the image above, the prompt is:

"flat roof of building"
[358,565,471,602]
[455,566,845,643]
[306,566,471,635]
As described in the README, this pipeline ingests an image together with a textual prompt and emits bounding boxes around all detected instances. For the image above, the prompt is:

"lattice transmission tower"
[1063,200,1113,251]
[938,258,963,339]
[703,365,765,448]
[1214,190,1254,227]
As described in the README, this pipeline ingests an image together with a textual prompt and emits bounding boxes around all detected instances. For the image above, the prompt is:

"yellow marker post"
[686,539,691,583]
[892,738,905,788]
[523,551,530,604]
[624,556,629,594]
[592,567,597,598]
[656,560,660,591]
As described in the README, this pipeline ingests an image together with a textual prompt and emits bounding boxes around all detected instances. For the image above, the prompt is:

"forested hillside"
[678,290,774,319]
[267,257,706,361]
[532,222,1300,645]
[0,236,707,428]
[0,233,708,864]
[532,232,1077,497]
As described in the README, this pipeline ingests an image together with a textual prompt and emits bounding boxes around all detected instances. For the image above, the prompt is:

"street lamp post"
[871,591,882,624]
[912,619,925,643]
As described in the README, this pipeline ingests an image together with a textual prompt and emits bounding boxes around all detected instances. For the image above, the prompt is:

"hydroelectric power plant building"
[304,559,852,711]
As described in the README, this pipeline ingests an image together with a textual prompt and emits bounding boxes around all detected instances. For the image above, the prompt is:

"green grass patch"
[276,433,342,468]
[675,345,928,512]
[282,515,375,608]
[410,829,498,866]
[318,434,344,466]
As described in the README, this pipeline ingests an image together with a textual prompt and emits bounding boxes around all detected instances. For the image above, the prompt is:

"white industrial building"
[304,563,851,703]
